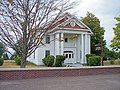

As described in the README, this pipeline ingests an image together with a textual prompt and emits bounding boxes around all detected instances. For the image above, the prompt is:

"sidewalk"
[0,74,120,90]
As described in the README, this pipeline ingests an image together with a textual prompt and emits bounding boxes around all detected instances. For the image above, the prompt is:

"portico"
[54,31,91,64]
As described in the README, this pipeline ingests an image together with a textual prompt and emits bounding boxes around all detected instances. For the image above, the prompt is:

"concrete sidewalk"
[0,74,120,90]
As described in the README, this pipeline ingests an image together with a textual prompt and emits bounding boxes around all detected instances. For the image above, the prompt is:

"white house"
[27,13,93,65]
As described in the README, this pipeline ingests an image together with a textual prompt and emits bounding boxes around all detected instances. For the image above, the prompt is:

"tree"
[0,0,75,68]
[111,16,120,51]
[103,47,118,60]
[0,42,4,58]
[82,12,105,55]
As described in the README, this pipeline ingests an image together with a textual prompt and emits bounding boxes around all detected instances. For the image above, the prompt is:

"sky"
[70,0,120,48]
[2,0,120,57]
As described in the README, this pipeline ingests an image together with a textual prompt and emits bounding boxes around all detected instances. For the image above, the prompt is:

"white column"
[88,35,91,54]
[84,34,88,63]
[60,33,64,55]
[77,34,81,63]
[55,33,60,55]
[81,34,84,64]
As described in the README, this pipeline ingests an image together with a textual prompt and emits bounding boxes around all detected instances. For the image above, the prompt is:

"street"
[0,74,120,90]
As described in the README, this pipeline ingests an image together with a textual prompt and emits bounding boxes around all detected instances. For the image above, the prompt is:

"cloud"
[70,0,120,48]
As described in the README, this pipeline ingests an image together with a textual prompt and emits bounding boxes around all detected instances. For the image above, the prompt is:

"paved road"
[0,74,120,90]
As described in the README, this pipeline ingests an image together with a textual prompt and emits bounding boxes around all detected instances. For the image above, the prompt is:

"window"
[65,54,68,58]
[34,51,35,59]
[65,38,68,42]
[64,51,74,59]
[69,54,71,58]
[45,50,50,57]
[46,35,50,44]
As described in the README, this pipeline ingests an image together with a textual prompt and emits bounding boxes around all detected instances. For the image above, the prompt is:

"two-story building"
[27,13,93,65]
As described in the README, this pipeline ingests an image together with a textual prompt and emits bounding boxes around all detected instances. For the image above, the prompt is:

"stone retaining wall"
[0,66,120,80]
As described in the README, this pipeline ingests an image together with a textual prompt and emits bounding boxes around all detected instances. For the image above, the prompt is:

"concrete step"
[64,63,83,67]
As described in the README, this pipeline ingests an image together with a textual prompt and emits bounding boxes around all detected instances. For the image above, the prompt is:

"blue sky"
[70,0,120,48]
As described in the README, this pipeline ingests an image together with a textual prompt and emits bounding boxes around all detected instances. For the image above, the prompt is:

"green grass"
[103,59,120,66]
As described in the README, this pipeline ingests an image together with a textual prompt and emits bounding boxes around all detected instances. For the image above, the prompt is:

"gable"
[64,23,83,29]
[48,13,92,34]
[61,18,88,30]
[48,16,69,30]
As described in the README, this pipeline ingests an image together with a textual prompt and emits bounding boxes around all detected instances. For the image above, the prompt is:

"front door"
[64,51,75,64]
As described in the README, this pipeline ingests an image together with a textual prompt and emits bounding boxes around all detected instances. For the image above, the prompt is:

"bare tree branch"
[0,0,75,68]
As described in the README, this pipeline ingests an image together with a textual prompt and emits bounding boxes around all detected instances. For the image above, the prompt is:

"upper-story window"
[46,35,50,44]
[64,38,68,42]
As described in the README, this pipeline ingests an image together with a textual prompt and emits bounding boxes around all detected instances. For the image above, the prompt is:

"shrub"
[14,56,21,65]
[0,58,4,66]
[0,42,4,58]
[86,54,96,65]
[87,56,101,66]
[55,55,65,67]
[42,55,54,67]
[110,60,115,65]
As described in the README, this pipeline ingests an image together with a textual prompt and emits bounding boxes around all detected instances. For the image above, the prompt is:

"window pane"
[69,54,71,58]
[66,54,68,58]
[45,50,50,57]
[34,52,35,59]
[46,35,50,44]
[65,38,68,42]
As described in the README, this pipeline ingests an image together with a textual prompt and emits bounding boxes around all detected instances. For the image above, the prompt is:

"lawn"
[0,60,38,68]
[0,59,120,68]
[103,59,120,66]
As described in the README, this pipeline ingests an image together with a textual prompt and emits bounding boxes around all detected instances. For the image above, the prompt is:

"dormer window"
[46,35,50,44]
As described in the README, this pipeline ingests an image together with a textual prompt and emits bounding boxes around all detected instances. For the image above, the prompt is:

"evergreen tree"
[82,12,105,55]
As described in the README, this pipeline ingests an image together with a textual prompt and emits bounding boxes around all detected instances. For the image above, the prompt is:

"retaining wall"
[0,66,120,80]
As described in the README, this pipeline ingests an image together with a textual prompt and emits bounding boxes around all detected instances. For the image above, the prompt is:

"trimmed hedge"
[42,55,65,67]
[55,55,65,67]
[87,56,101,66]
[0,58,4,66]
[42,55,54,67]
[86,54,96,65]
[14,56,21,65]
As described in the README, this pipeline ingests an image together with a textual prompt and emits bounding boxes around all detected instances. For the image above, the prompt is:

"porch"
[54,31,91,64]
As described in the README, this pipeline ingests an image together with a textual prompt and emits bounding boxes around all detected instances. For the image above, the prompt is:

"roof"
[47,12,93,34]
